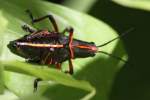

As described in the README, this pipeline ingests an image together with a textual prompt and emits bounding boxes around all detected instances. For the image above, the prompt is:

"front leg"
[22,24,36,33]
[62,27,73,35]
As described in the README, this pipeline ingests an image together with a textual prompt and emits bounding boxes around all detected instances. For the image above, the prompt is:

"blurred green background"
[0,0,150,100]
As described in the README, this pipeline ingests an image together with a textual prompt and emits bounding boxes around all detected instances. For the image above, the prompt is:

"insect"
[7,10,129,91]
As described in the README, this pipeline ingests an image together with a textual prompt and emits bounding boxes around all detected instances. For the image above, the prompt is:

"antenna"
[97,51,127,63]
[97,28,134,47]
[97,28,134,62]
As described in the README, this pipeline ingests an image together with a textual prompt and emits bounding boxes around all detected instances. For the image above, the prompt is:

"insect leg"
[22,24,36,33]
[41,52,51,64]
[26,10,59,32]
[62,27,73,35]
[56,63,61,70]
[65,59,73,74]
[62,27,74,58]
[33,78,42,92]
[63,27,74,74]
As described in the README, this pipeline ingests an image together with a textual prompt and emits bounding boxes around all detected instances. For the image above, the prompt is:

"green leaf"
[0,65,4,94]
[0,0,127,100]
[112,0,150,11]
[3,61,96,100]
[63,0,98,12]
[0,90,18,100]
[0,10,8,94]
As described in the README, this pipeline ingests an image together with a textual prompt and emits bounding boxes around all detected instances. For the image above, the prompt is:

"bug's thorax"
[71,39,98,58]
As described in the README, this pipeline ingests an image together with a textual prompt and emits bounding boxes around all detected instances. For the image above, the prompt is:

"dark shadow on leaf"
[88,0,150,100]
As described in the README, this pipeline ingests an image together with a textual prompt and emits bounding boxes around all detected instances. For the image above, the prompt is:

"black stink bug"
[7,10,130,91]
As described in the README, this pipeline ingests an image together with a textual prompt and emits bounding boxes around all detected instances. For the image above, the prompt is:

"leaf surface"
[0,0,127,100]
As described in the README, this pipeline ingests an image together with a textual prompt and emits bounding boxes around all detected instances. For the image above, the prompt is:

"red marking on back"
[68,32,74,59]
[75,45,98,52]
